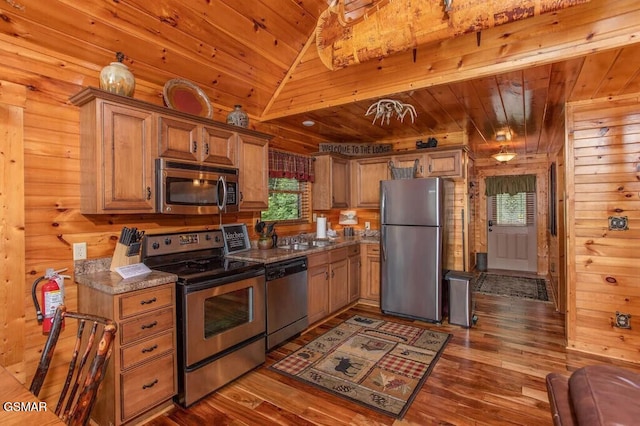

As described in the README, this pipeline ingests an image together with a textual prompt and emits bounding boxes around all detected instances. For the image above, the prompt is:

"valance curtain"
[268,149,315,182]
[485,175,536,196]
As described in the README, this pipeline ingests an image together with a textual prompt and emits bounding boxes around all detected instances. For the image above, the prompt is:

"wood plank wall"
[566,94,640,362]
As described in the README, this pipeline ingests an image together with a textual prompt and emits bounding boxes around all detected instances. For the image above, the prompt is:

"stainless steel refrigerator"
[380,177,449,323]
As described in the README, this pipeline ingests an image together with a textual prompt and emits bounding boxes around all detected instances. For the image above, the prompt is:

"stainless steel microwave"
[156,159,239,214]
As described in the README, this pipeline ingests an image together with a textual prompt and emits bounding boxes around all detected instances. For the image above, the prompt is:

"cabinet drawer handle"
[204,142,209,155]
[142,379,158,389]
[141,344,158,354]
[140,297,157,305]
[332,270,335,278]
[325,271,329,280]
[146,186,152,200]
[193,141,198,152]
[141,321,158,330]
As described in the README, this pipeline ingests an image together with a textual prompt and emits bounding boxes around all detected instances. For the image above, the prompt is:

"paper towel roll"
[316,217,327,239]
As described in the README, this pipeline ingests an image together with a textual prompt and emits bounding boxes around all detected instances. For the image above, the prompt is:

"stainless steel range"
[142,229,266,407]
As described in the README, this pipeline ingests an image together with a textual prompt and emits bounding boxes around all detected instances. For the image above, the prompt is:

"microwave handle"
[217,176,228,211]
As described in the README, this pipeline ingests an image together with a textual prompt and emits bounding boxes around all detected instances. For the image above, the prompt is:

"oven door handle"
[217,175,228,212]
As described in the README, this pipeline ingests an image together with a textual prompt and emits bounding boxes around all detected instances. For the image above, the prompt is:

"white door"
[487,192,537,272]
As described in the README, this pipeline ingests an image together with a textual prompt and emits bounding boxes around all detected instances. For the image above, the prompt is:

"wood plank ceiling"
[2,0,640,159]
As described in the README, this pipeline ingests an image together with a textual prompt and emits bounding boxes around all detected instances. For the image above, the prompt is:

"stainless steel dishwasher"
[265,256,308,351]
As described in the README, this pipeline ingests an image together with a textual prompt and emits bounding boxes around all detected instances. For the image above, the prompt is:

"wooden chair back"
[30,305,117,426]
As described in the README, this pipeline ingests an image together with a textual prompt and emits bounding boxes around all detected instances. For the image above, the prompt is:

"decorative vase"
[257,237,272,250]
[226,105,249,128]
[100,52,135,97]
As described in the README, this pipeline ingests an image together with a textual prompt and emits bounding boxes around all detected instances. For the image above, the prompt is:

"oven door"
[182,272,265,367]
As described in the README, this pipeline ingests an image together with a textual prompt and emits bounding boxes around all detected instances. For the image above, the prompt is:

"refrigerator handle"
[381,228,386,262]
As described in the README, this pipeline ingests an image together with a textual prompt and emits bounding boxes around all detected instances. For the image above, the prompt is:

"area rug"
[473,272,549,301]
[270,315,451,418]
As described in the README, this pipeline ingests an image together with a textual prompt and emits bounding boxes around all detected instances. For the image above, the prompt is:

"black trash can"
[476,252,487,272]
[445,271,476,328]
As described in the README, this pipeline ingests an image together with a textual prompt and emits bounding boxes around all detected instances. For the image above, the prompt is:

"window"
[489,192,535,226]
[260,177,310,223]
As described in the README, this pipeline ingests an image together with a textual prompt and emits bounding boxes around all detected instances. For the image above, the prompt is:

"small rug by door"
[473,272,549,301]
[270,315,450,418]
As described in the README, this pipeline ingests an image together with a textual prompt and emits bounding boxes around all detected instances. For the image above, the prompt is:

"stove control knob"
[205,234,212,240]
[152,242,160,250]
[164,238,172,246]
[215,235,221,242]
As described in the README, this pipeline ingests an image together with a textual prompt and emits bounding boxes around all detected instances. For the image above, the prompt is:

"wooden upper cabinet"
[157,114,238,166]
[238,133,269,210]
[77,99,155,214]
[313,155,350,209]
[391,153,427,178]
[425,149,462,177]
[351,157,389,208]
[71,87,273,214]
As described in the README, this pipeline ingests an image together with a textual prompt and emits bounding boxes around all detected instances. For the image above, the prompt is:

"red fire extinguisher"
[32,268,68,334]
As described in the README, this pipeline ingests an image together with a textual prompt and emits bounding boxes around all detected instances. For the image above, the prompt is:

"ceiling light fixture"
[302,120,315,127]
[492,146,517,163]
[365,98,417,125]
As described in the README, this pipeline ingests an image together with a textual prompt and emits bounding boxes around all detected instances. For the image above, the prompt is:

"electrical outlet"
[73,242,87,260]
[365,221,371,230]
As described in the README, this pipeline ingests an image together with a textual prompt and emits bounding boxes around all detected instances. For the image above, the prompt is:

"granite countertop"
[74,257,177,295]
[226,235,379,264]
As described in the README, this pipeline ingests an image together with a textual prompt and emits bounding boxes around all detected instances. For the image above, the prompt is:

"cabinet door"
[351,157,389,208]
[392,153,427,178]
[307,264,329,324]
[238,134,269,210]
[331,157,350,208]
[201,125,238,166]
[93,102,155,213]
[329,258,349,313]
[313,155,349,209]
[360,245,381,303]
[157,115,199,162]
[426,150,462,177]
[348,253,361,303]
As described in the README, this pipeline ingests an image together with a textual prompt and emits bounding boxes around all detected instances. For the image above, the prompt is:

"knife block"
[110,242,141,272]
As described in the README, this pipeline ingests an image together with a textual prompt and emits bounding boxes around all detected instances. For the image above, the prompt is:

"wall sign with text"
[318,143,393,156]
[220,223,250,254]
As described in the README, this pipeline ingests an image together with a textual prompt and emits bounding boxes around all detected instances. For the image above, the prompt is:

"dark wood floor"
[145,293,640,425]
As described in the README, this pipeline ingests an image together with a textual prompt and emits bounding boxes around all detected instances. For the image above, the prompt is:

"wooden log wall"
[566,94,640,362]
[0,37,318,403]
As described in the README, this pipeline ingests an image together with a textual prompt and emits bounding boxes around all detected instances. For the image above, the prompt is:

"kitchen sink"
[278,243,311,251]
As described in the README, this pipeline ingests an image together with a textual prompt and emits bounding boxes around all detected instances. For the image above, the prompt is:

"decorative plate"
[162,79,213,119]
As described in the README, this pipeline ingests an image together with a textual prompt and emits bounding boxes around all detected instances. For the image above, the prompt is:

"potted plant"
[255,220,276,249]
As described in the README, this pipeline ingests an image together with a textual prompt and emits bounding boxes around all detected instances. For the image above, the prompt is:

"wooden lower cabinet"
[79,283,177,425]
[347,245,361,303]
[328,248,349,312]
[307,251,330,324]
[360,244,381,304]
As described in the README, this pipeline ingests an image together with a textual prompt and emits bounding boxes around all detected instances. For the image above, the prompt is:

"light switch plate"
[365,221,371,230]
[608,216,628,231]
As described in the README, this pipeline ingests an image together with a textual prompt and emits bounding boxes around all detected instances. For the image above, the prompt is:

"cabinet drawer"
[121,353,175,421]
[347,245,360,256]
[307,251,330,268]
[121,330,174,370]
[120,308,174,345]
[330,247,348,263]
[366,245,380,256]
[119,286,173,319]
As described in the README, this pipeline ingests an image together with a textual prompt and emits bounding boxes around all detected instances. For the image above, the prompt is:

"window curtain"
[485,175,536,196]
[268,149,315,182]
